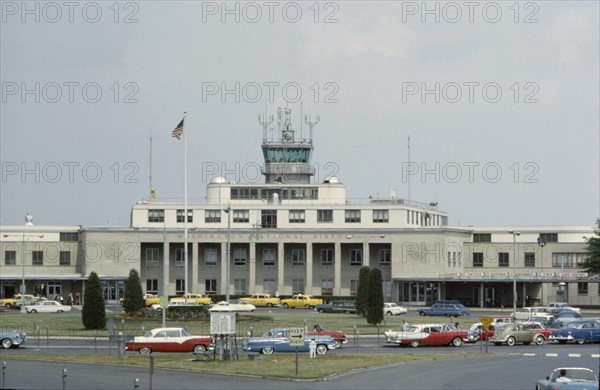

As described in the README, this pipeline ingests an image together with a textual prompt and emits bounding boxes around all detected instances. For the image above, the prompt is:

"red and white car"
[125,327,213,355]
[384,323,468,347]
[309,325,347,349]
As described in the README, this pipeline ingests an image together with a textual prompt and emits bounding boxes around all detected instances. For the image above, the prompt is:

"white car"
[24,301,72,313]
[384,303,408,315]
[209,300,256,312]
[151,299,200,311]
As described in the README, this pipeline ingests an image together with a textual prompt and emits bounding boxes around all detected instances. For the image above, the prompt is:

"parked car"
[549,319,600,344]
[245,328,336,355]
[466,316,516,342]
[553,309,582,319]
[384,303,408,315]
[548,316,581,329]
[512,307,549,321]
[151,299,201,311]
[547,302,581,314]
[314,300,356,314]
[239,293,280,307]
[172,293,212,306]
[24,300,71,313]
[416,303,470,317]
[209,300,256,312]
[489,322,547,346]
[384,323,467,347]
[536,367,598,390]
[1,294,41,309]
[144,294,161,307]
[125,327,214,355]
[309,325,347,349]
[280,294,323,309]
[0,329,27,349]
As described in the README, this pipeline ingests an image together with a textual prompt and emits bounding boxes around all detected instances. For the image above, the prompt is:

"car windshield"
[552,369,597,382]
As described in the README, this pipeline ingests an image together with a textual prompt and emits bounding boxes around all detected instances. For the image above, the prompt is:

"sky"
[1,1,598,228]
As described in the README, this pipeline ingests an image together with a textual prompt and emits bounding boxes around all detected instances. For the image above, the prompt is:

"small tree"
[579,218,600,275]
[366,268,384,325]
[123,269,145,313]
[356,266,371,317]
[82,271,106,329]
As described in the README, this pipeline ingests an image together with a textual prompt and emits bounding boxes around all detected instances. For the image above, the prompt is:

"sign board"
[480,316,493,330]
[289,327,305,347]
[210,312,236,335]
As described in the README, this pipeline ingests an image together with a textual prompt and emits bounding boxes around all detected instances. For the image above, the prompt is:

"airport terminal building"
[1,109,598,307]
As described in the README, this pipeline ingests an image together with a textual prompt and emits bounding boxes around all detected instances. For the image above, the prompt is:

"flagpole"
[183,112,188,303]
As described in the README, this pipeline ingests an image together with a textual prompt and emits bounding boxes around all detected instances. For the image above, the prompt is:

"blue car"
[0,329,27,349]
[245,328,336,355]
[548,319,600,344]
[417,303,470,317]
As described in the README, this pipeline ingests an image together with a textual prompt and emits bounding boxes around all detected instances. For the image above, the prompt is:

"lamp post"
[508,230,521,314]
[224,207,231,302]
[537,237,547,305]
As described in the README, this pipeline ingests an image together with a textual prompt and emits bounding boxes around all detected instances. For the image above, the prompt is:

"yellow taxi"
[239,293,280,307]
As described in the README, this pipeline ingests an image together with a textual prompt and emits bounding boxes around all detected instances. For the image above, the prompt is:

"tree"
[579,219,600,275]
[82,271,106,329]
[366,268,384,325]
[356,266,371,317]
[123,269,145,314]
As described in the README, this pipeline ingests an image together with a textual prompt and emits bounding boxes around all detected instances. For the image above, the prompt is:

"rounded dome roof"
[210,176,228,184]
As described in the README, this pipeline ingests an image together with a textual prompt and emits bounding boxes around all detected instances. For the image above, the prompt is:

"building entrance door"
[101,281,124,304]
[484,287,496,307]
[472,286,480,306]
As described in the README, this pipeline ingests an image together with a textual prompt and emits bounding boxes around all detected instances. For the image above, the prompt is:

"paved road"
[2,350,598,389]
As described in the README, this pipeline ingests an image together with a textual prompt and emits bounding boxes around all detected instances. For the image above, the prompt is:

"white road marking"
[545,353,558,357]
[591,354,600,358]
[523,353,536,356]
[568,353,581,358]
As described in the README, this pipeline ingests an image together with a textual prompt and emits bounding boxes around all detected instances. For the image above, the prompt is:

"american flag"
[172,119,184,139]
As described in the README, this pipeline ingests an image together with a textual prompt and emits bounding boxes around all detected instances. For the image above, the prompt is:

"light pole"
[508,230,521,314]
[224,207,231,302]
[537,237,547,306]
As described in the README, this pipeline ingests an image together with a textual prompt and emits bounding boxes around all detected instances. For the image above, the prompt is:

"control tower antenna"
[305,112,320,144]
[258,106,274,142]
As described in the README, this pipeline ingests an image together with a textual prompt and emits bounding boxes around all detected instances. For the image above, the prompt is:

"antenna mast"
[258,109,274,142]
[305,112,320,144]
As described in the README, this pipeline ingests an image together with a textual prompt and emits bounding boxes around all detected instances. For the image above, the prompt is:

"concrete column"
[306,243,313,295]
[334,242,341,296]
[363,242,370,267]
[161,241,170,297]
[192,242,199,292]
[522,283,527,307]
[277,242,285,295]
[249,242,256,293]
[480,282,484,308]
[220,242,227,295]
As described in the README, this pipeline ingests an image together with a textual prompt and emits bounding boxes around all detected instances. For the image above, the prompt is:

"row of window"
[145,278,392,296]
[148,209,393,225]
[473,233,559,243]
[4,250,71,265]
[472,252,585,267]
[144,247,392,267]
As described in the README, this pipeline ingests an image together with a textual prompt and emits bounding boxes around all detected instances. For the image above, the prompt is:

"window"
[59,251,70,265]
[350,280,358,295]
[204,248,217,265]
[288,210,305,223]
[234,247,247,265]
[32,251,43,265]
[148,209,164,223]
[176,279,185,295]
[291,248,305,265]
[499,252,509,267]
[176,209,193,223]
[473,252,484,267]
[205,279,217,294]
[350,249,362,266]
[59,232,79,241]
[539,233,558,243]
[292,279,304,294]
[524,252,535,267]
[317,210,333,223]
[552,253,585,268]
[4,250,16,265]
[379,249,391,266]
[146,279,158,293]
[382,280,391,298]
[145,248,159,266]
[321,279,333,295]
[373,210,389,223]
[234,279,247,294]
[175,248,185,267]
[233,210,249,223]
[261,209,277,228]
[263,279,276,294]
[345,210,361,223]
[577,282,588,295]
[263,248,276,266]
[473,233,491,243]
[321,249,333,266]
[205,210,221,223]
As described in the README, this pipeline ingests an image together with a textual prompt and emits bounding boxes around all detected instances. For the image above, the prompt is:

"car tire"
[318,309,324,313]
[194,344,206,354]
[410,340,420,348]
[316,345,328,355]
[1,338,12,349]
[506,336,516,346]
[282,303,289,309]
[332,339,342,349]
[57,310,63,313]
[418,312,426,316]
[305,304,311,309]
[575,339,585,345]
[139,347,152,355]
[386,311,392,316]
[451,337,462,347]
[261,347,274,355]
[5,304,12,309]
[267,303,273,307]
[534,336,544,346]
[30,309,37,313]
